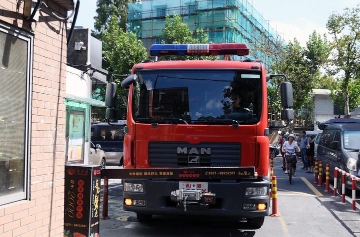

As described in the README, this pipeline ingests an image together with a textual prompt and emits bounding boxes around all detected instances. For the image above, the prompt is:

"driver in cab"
[227,93,252,121]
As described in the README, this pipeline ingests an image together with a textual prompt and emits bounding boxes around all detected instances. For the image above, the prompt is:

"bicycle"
[285,153,297,184]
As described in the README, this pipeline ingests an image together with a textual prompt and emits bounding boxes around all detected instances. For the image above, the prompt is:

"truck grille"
[148,142,241,167]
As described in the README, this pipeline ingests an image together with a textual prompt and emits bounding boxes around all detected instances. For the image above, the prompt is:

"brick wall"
[0,1,68,236]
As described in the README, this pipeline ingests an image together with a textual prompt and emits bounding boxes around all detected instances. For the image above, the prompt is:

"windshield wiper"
[195,119,240,127]
[135,117,188,124]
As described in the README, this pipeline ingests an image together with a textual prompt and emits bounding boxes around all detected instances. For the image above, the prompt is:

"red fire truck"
[104,43,293,229]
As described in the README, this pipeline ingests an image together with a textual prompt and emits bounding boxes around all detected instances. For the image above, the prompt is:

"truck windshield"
[132,69,262,124]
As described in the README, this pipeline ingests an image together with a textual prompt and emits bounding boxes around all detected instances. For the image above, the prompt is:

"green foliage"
[248,31,287,118]
[98,16,147,120]
[160,14,218,60]
[305,31,331,74]
[332,78,360,112]
[326,4,360,115]
[101,17,148,76]
[313,75,339,90]
[93,0,135,37]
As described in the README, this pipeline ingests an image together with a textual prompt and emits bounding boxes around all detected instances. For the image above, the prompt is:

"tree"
[332,77,360,113]
[93,0,135,36]
[326,4,360,116]
[252,29,330,126]
[98,16,148,120]
[249,31,287,119]
[313,75,339,90]
[160,14,217,60]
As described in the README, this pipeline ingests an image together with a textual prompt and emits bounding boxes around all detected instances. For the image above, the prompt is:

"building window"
[155,38,162,44]
[0,23,33,205]
[157,8,166,17]
[188,4,196,14]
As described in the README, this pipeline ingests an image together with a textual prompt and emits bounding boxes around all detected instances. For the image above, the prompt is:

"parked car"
[269,143,280,158]
[91,121,126,166]
[89,141,106,169]
[316,118,360,193]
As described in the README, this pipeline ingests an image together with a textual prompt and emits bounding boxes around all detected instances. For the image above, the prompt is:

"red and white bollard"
[352,176,356,211]
[333,168,338,197]
[341,171,346,203]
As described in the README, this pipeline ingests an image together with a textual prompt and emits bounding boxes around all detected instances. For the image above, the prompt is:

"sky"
[75,0,359,46]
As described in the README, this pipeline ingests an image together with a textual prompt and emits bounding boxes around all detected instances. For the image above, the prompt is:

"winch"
[170,189,216,211]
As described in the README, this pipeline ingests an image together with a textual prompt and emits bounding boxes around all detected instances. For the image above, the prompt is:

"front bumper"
[123,179,270,218]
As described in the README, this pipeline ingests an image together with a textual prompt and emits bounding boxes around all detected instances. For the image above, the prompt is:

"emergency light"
[150,43,250,57]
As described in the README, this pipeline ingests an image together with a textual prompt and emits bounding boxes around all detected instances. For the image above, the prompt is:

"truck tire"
[246,216,265,229]
[136,213,152,222]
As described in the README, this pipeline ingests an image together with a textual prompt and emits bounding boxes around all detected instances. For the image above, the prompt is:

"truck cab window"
[132,69,261,124]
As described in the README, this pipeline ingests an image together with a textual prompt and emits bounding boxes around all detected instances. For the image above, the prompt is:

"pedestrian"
[306,136,315,173]
[300,131,308,170]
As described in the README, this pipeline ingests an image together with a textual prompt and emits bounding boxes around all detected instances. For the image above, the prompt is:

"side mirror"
[318,123,326,130]
[280,81,294,121]
[280,81,293,108]
[121,74,137,88]
[105,82,117,108]
[330,141,338,150]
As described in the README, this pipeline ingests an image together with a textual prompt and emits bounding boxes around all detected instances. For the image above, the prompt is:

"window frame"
[0,22,33,205]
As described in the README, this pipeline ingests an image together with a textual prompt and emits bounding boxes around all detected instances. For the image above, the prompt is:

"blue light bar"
[149,43,250,57]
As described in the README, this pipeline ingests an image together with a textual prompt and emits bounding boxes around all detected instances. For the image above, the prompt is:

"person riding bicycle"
[281,133,300,176]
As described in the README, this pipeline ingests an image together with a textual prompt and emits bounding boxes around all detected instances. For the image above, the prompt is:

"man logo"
[177,147,211,155]
[188,156,200,163]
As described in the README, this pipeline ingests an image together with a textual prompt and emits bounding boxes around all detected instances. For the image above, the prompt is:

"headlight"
[347,158,357,171]
[245,187,267,196]
[124,183,144,192]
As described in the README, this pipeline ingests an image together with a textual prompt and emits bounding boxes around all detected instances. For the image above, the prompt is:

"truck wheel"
[246,216,265,229]
[136,213,152,222]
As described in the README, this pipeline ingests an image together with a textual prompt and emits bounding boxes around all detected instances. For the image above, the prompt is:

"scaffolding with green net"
[128,0,283,64]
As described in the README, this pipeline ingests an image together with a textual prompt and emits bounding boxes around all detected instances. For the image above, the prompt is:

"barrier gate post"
[64,165,101,237]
